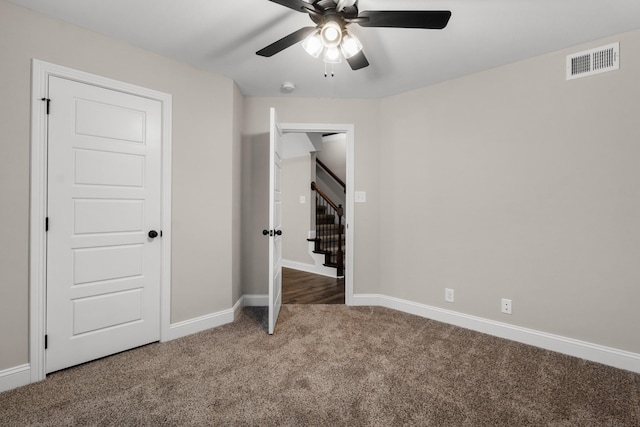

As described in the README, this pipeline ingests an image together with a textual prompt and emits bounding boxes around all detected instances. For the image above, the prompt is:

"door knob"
[275,230,282,236]
[148,230,159,238]
[262,229,270,236]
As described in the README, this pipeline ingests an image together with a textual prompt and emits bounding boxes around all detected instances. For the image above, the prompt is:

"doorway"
[277,122,355,307]
[281,131,347,304]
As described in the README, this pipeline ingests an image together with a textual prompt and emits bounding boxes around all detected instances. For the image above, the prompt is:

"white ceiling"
[8,0,640,98]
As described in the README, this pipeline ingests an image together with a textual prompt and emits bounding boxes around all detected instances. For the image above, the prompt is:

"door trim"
[29,60,172,382]
[280,122,355,305]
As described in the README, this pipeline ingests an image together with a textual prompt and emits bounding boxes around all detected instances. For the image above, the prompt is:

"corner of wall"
[351,293,640,374]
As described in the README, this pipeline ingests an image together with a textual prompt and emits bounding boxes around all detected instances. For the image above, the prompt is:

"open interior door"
[267,108,283,334]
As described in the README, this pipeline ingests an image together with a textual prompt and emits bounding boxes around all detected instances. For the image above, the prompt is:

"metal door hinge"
[45,217,49,232]
[40,98,51,115]
[45,335,48,350]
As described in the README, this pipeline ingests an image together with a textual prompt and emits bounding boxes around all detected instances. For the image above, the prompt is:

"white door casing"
[45,76,162,373]
[268,108,283,334]
[30,60,172,381]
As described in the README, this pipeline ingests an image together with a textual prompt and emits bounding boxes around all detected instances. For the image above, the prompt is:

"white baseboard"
[242,294,268,307]
[5,293,634,395]
[352,294,640,374]
[2,301,247,394]
[0,364,31,393]
[350,294,382,306]
[233,296,244,320]
[165,308,235,341]
[166,294,269,342]
[282,259,338,278]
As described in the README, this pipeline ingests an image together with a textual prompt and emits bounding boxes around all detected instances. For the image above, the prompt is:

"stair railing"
[311,181,344,277]
[316,159,346,193]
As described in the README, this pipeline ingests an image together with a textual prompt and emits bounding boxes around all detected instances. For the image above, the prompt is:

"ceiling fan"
[256,0,452,71]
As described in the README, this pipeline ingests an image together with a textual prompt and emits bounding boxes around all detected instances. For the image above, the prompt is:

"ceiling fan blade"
[357,10,451,29]
[268,0,315,13]
[347,50,369,70]
[256,27,317,57]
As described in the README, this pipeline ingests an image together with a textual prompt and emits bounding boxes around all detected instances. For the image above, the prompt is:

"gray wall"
[378,30,640,354]
[316,134,347,207]
[282,156,315,264]
[240,131,269,296]
[317,134,347,183]
[231,85,245,305]
[0,1,237,371]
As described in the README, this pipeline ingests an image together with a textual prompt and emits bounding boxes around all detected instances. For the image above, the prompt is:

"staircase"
[309,182,344,277]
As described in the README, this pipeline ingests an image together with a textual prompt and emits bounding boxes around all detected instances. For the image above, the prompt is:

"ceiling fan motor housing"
[310,0,359,26]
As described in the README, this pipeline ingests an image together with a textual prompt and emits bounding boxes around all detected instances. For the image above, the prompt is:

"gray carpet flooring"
[1,305,639,426]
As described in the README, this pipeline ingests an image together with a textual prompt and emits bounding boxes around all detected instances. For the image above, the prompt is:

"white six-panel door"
[268,108,283,335]
[46,76,162,373]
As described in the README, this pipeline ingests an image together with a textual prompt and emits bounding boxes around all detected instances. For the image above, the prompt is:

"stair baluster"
[311,182,344,277]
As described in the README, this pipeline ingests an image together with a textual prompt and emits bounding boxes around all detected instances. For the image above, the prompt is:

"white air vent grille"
[567,42,619,80]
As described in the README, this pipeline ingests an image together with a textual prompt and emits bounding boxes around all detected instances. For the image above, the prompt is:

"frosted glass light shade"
[340,32,362,59]
[302,31,323,58]
[323,46,342,63]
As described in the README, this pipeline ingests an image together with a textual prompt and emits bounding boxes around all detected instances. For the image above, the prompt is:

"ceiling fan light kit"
[302,30,324,58]
[256,0,451,74]
[320,20,343,47]
[302,20,361,65]
[323,46,343,63]
[340,31,363,59]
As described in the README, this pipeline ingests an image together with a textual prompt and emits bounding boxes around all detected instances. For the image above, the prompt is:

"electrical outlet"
[445,288,454,303]
[501,298,512,315]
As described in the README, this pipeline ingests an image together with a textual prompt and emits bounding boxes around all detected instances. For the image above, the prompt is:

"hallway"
[282,268,344,304]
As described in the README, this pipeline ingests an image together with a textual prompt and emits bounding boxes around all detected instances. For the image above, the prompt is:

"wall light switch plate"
[355,191,367,203]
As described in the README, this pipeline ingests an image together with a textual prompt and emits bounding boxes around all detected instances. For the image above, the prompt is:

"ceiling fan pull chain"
[324,62,336,78]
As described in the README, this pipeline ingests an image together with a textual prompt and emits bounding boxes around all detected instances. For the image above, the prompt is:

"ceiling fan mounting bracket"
[312,12,345,29]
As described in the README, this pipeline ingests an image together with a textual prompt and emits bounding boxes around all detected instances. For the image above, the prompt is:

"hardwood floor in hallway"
[282,267,344,304]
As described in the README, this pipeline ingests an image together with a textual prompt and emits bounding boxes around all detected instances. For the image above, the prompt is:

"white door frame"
[29,60,172,382]
[280,122,355,305]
